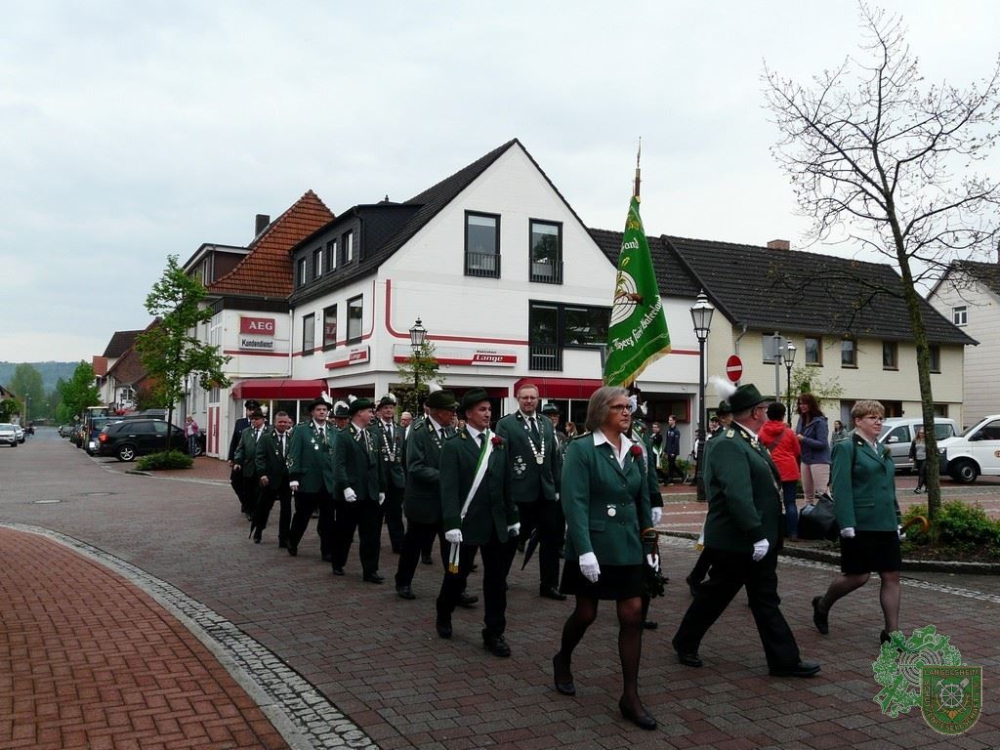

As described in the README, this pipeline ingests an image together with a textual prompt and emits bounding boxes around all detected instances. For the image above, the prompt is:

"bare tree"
[763,3,1000,521]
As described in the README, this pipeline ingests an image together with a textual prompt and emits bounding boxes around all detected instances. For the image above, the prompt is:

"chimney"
[767,239,790,250]
[255,214,270,236]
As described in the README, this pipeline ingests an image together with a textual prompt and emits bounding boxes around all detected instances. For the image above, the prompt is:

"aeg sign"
[240,317,276,336]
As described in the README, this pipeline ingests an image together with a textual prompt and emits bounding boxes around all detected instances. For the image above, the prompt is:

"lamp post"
[784,341,797,424]
[409,317,427,412]
[690,290,715,502]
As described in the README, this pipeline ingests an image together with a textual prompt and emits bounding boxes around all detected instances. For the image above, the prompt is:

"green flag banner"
[603,196,671,386]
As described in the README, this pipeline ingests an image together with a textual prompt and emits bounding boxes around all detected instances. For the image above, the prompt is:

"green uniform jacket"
[371,419,405,490]
[702,425,783,553]
[561,433,653,566]
[233,427,262,479]
[254,426,291,485]
[440,428,517,545]
[333,423,383,502]
[287,421,336,494]
[496,411,560,504]
[832,435,901,531]
[403,420,452,524]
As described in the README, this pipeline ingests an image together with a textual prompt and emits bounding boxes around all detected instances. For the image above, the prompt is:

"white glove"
[507,523,520,538]
[445,528,463,544]
[344,488,357,503]
[645,552,660,572]
[578,551,601,582]
[840,526,856,539]
[752,538,770,562]
[897,524,905,540]
[378,492,385,506]
[651,507,663,525]
[555,492,560,501]
[289,480,299,492]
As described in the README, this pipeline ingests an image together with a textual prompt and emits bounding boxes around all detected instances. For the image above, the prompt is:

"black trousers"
[253,478,291,543]
[673,548,801,670]
[241,473,260,515]
[383,482,405,551]
[516,499,565,590]
[437,530,516,637]
[666,454,684,482]
[395,520,446,589]
[288,490,333,557]
[331,498,383,576]
[230,467,246,510]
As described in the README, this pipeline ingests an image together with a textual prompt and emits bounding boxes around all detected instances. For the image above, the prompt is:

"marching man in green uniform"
[286,397,337,559]
[372,394,406,554]
[671,383,821,678]
[250,410,294,546]
[232,408,267,526]
[497,383,565,600]
[437,389,519,657]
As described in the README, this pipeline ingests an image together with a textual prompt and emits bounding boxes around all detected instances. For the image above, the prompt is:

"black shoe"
[769,660,821,678]
[331,566,344,576]
[552,653,575,696]
[322,553,333,563]
[363,573,385,584]
[880,629,891,645]
[618,698,657,731]
[539,586,567,601]
[287,545,298,557]
[483,632,511,658]
[253,532,262,544]
[421,555,433,565]
[278,539,288,549]
[396,585,416,600]
[675,650,703,668]
[436,618,452,639]
[812,596,829,635]
[642,620,658,630]
[457,592,479,608]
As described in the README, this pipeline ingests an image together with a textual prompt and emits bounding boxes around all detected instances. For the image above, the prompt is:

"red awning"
[231,379,328,400]
[513,377,603,400]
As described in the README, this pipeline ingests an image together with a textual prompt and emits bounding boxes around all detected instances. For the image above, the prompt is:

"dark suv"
[96,419,188,462]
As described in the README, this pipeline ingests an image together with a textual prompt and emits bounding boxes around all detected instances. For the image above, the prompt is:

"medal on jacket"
[521,414,546,465]
[380,423,398,463]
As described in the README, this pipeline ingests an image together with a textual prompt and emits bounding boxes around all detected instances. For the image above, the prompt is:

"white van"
[939,414,1000,483]
[877,417,958,472]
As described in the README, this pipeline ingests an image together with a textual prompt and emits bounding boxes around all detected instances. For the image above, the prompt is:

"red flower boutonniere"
[630,445,643,457]
[491,435,503,447]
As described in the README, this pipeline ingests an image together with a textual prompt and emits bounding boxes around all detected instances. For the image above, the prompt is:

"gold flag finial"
[634,137,642,199]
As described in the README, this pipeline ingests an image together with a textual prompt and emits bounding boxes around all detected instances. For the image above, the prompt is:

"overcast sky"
[2,1,998,363]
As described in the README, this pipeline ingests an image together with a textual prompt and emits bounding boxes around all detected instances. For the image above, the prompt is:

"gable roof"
[664,235,975,345]
[102,330,143,358]
[588,228,702,298]
[106,319,160,385]
[931,259,1000,300]
[209,190,334,298]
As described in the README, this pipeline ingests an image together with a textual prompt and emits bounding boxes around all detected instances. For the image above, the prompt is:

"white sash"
[460,429,493,520]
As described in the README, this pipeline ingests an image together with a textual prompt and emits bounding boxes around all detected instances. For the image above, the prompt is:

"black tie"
[279,434,285,456]
[529,417,540,443]
[478,433,485,448]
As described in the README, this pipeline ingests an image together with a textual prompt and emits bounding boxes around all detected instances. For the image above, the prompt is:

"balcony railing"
[465,251,501,278]
[530,260,563,284]
[529,344,562,372]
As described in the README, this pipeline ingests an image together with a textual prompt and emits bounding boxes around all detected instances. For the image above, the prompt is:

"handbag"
[798,491,840,541]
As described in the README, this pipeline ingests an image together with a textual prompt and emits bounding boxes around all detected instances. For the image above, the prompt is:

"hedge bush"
[902,501,1000,552]
[137,450,193,471]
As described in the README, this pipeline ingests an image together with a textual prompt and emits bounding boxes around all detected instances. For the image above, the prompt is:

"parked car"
[58,424,75,438]
[84,416,123,455]
[96,419,189,462]
[0,423,18,447]
[939,414,1000,483]
[71,422,87,448]
[13,424,24,444]
[877,417,958,472]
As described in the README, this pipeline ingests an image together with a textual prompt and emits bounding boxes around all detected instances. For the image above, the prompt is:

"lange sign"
[240,317,276,336]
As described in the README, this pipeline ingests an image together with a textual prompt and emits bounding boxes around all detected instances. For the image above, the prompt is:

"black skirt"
[561,560,645,601]
[839,530,902,575]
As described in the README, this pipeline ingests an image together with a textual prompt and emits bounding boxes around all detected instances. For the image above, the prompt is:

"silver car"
[877,417,957,471]
[0,423,19,447]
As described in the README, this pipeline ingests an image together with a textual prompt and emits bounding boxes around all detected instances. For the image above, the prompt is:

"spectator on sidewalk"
[663,415,683,484]
[760,403,802,541]
[184,415,199,457]
[909,428,927,494]
[795,393,831,501]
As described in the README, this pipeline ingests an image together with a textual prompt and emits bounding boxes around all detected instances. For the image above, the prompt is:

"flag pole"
[634,137,642,199]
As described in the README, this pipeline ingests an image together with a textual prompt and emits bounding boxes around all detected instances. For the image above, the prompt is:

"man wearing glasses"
[672,383,820,678]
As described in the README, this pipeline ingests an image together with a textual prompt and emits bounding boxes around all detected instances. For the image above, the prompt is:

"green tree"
[135,255,231,450]
[395,341,442,416]
[763,4,1000,522]
[8,363,45,423]
[56,362,101,423]
[789,366,844,418]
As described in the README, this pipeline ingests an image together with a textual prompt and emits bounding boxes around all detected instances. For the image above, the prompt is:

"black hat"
[378,394,397,408]
[244,400,259,410]
[306,396,331,412]
[426,390,458,410]
[460,388,490,411]
[717,400,732,415]
[333,401,350,418]
[540,402,560,415]
[250,409,265,419]
[349,397,375,415]
[728,385,766,413]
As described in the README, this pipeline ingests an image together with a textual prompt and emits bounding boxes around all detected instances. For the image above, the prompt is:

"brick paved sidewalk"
[0,527,288,750]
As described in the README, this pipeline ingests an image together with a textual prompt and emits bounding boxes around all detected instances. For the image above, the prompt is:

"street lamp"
[772,331,783,406]
[784,341,797,424]
[409,318,428,411]
[690,290,715,502]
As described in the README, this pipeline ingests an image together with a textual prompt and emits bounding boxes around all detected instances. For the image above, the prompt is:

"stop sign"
[726,355,743,382]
